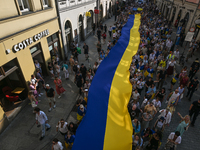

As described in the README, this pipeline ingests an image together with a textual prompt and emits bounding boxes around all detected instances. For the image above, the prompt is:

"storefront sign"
[12,29,49,53]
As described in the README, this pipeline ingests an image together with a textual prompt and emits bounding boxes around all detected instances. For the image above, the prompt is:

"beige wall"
[0,0,57,39]
[0,19,60,82]
[0,0,19,20]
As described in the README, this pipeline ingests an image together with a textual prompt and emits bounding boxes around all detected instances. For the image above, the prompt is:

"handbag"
[32,101,37,108]
[63,66,67,72]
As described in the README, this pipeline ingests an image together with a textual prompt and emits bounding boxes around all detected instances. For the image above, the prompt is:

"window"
[30,44,41,54]
[18,0,29,12]
[43,0,49,7]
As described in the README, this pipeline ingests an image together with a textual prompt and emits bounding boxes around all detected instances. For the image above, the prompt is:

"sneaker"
[48,108,52,112]
[53,105,56,108]
[58,95,61,99]
[63,91,66,94]
[39,136,44,141]
[46,127,51,131]
[165,101,168,104]
[40,93,43,95]
[38,94,41,97]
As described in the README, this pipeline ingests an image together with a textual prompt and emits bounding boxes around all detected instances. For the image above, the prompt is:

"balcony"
[58,0,94,10]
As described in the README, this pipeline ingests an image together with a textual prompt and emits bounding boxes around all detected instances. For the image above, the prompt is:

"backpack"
[73,65,78,72]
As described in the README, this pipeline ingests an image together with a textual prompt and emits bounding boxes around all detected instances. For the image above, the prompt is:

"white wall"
[59,0,113,54]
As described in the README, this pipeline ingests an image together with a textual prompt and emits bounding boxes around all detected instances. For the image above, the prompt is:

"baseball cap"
[46,84,50,87]
[194,77,198,79]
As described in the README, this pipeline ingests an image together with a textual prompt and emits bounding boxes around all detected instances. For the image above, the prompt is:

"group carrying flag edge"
[72,14,141,150]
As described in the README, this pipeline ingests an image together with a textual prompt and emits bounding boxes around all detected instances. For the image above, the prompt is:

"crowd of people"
[25,1,200,150]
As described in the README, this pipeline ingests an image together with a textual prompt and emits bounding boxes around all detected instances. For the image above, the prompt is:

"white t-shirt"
[132,92,140,100]
[53,141,64,150]
[168,92,180,105]
[57,122,68,133]
[137,81,143,89]
[31,78,38,87]
[152,99,161,108]
[168,132,181,144]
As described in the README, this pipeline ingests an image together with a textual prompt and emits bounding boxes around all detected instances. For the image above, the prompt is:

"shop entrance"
[182,12,189,28]
[175,10,182,28]
[30,43,48,76]
[65,20,73,55]
[87,10,94,34]
[0,58,27,113]
[79,15,85,42]
[47,33,62,61]
[171,7,176,23]
[109,2,112,18]
[99,4,103,22]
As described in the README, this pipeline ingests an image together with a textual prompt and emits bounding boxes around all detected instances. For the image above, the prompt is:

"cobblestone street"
[0,15,200,150]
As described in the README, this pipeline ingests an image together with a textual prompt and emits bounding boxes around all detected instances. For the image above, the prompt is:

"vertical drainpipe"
[55,0,68,60]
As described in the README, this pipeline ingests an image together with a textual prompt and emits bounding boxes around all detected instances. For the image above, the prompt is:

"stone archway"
[87,10,94,34]
[99,4,103,22]
[182,12,189,28]
[64,20,73,53]
[78,15,85,42]
[109,2,112,18]
[175,9,182,28]
[171,7,176,23]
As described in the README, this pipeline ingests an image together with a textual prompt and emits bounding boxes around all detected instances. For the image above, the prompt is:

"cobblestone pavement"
[0,16,200,150]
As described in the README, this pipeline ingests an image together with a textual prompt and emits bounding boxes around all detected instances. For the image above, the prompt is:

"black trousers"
[97,35,101,41]
[109,31,112,37]
[189,71,196,80]
[189,110,199,125]
[186,88,195,100]
[157,79,164,90]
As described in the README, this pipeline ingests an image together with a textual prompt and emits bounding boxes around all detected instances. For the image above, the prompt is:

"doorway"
[31,43,48,76]
[65,20,73,55]
[0,58,27,113]
[79,15,85,42]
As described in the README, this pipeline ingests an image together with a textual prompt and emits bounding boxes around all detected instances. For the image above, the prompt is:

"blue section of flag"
[72,15,136,150]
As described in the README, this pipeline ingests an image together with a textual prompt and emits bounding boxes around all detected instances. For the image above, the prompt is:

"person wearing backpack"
[73,61,80,74]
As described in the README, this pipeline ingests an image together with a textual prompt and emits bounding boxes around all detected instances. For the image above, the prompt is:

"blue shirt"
[65,135,75,144]
[77,106,87,116]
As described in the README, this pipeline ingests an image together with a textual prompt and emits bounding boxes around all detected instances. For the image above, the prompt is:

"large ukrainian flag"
[72,14,141,150]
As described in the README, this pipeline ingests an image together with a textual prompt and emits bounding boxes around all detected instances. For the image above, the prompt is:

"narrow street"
[0,15,200,150]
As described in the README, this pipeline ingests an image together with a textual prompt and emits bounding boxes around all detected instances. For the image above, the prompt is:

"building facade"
[0,0,63,129]
[57,0,119,55]
[157,0,200,40]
